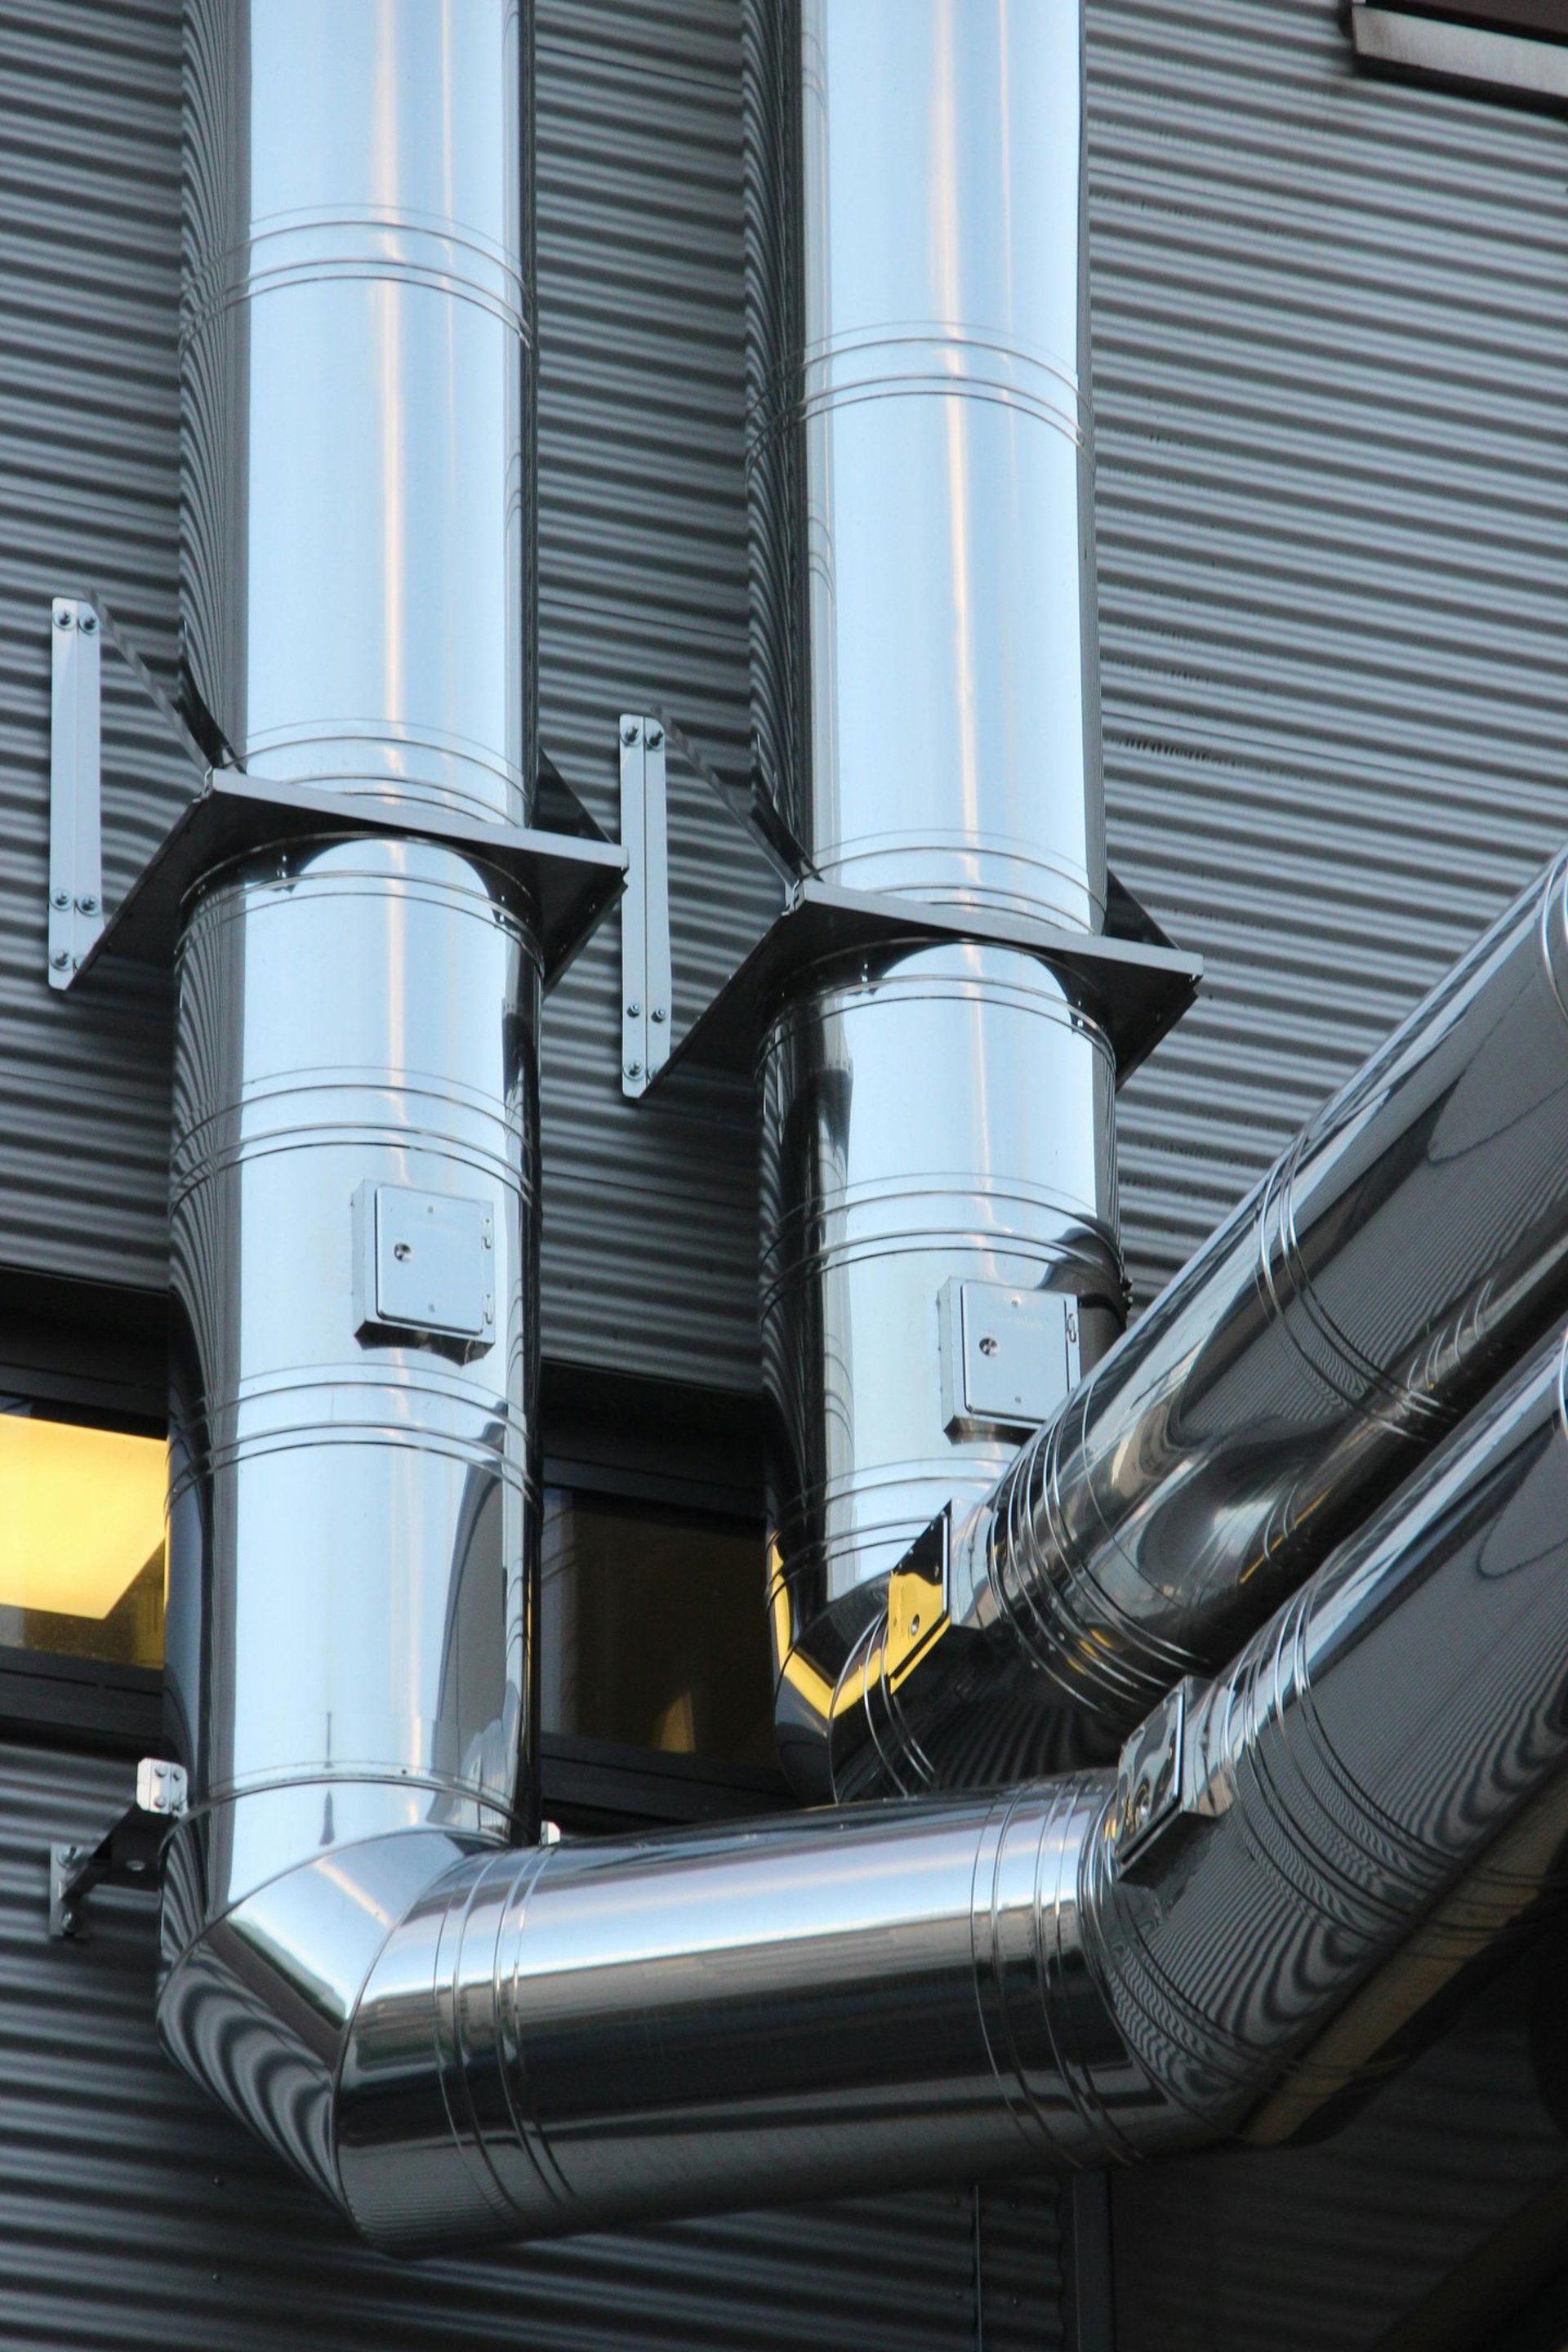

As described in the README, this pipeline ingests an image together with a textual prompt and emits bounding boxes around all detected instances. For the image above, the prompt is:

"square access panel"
[353,1183,495,1350]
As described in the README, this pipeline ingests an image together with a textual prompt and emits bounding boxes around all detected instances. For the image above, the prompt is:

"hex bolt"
[650,1006,666,1023]
[626,1001,640,1018]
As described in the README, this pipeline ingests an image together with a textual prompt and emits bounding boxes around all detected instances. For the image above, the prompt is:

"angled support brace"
[50,1758,189,1940]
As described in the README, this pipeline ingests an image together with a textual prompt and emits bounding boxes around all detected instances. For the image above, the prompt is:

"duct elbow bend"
[154,1823,512,2252]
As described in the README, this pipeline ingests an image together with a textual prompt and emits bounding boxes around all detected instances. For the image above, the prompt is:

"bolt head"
[650,1006,666,1023]
[625,1061,643,1080]
[53,609,73,630]
[626,1002,640,1018]
[646,726,664,749]
[79,613,97,635]
[621,723,639,747]
[50,948,70,970]
[51,889,69,911]
[76,893,97,916]
[58,1906,77,1933]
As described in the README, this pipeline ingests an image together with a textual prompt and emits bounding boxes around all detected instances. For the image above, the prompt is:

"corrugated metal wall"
[0,1739,1062,2351]
[0,0,179,1293]
[534,0,773,1385]
[1089,0,1568,1305]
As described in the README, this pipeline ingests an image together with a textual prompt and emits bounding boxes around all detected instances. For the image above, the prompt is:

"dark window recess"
[540,1490,777,1771]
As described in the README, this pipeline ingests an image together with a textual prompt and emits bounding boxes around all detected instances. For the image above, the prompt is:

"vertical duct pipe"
[158,0,538,2198]
[744,0,1125,1794]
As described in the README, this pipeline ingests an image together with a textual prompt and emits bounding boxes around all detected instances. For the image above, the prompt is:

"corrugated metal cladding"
[5,0,1568,1377]
[0,0,179,1294]
[0,0,773,1388]
[533,0,773,1387]
[0,1740,1064,2352]
[1088,0,1568,1305]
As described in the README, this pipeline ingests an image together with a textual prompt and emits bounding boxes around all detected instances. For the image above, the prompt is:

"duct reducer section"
[743,0,1127,1797]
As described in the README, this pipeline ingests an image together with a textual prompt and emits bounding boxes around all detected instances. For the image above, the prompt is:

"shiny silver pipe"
[162,1323,1568,2249]
[831,848,1568,1796]
[158,0,538,2199]
[743,0,1126,1797]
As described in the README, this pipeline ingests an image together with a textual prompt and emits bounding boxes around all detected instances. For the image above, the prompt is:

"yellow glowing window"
[0,1409,167,1668]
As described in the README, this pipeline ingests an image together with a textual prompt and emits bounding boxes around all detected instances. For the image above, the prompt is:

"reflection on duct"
[231,1323,1568,2250]
[0,1405,165,1665]
[539,1490,775,1766]
[831,847,1568,1798]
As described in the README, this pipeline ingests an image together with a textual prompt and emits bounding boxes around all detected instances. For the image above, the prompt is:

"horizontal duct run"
[158,1323,1568,2248]
[830,846,1568,1798]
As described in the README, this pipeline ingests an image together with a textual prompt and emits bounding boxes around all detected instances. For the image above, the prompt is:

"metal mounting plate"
[643,877,1202,1094]
[67,766,625,992]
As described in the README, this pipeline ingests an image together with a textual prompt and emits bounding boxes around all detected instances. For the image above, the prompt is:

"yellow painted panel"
[0,1416,166,1619]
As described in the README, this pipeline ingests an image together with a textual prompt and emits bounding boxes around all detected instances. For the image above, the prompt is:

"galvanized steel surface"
[0,1745,1062,2350]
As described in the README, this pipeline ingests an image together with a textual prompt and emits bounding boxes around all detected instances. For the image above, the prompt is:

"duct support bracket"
[46,593,626,997]
[614,713,1201,1098]
[47,597,105,986]
[50,1757,188,1940]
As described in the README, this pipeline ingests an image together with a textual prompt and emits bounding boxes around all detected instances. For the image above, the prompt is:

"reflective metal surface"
[158,0,539,2197]
[323,1327,1568,2248]
[743,0,1125,1795]
[834,849,1568,1793]
[182,0,532,826]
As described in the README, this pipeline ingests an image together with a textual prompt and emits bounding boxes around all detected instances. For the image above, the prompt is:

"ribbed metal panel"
[4,0,1566,1363]
[0,0,179,1293]
[1089,0,1568,1305]
[535,0,773,1385]
[0,1738,1062,2350]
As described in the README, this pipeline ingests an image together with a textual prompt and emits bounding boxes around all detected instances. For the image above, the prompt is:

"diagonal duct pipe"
[830,849,1568,1800]
[153,0,1568,2258]
[743,0,1128,1797]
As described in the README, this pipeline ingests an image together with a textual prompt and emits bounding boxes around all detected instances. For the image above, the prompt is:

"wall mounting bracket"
[47,593,625,995]
[616,710,1200,1102]
[50,1757,188,1940]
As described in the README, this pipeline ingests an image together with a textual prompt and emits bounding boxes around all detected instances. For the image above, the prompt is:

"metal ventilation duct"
[241,1331,1568,2247]
[158,0,539,2196]
[830,848,1568,1797]
[149,0,1568,2259]
[742,0,1126,1797]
